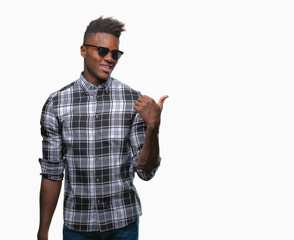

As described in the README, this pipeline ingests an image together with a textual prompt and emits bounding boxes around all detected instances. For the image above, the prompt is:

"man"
[37,16,168,240]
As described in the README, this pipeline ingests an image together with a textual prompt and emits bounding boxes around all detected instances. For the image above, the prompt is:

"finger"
[134,104,140,111]
[142,95,151,100]
[137,97,144,103]
[157,95,169,110]
[134,105,143,114]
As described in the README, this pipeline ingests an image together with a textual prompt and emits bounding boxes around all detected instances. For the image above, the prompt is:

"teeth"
[102,65,111,69]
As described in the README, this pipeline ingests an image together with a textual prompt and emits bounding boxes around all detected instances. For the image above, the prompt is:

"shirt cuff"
[136,156,161,181]
[39,158,64,181]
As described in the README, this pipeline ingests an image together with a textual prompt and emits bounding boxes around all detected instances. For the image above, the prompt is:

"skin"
[37,179,62,240]
[37,32,168,240]
[81,32,119,86]
[135,95,168,171]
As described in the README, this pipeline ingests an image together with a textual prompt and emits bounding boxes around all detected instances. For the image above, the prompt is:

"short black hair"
[83,16,126,43]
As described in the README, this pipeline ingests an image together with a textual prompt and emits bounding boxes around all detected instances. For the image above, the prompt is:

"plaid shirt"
[39,74,160,232]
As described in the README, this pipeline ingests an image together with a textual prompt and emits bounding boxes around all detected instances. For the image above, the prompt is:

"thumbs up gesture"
[134,95,168,128]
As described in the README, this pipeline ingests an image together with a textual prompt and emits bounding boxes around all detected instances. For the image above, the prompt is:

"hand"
[37,226,48,240]
[37,231,48,240]
[134,95,168,128]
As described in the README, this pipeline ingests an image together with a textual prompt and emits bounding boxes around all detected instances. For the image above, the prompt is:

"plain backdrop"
[0,0,294,239]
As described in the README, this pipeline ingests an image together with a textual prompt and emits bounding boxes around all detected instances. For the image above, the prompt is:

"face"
[81,32,120,86]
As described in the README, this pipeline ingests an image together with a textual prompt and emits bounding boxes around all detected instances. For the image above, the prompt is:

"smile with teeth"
[101,64,112,73]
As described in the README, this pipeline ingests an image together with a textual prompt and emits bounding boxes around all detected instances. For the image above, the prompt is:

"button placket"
[89,95,97,198]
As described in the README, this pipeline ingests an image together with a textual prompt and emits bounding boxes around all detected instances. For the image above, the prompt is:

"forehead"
[87,32,119,49]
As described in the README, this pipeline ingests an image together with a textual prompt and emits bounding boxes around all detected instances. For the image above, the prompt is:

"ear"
[81,45,86,58]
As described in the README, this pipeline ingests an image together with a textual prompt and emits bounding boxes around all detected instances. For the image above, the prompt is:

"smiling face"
[81,32,120,86]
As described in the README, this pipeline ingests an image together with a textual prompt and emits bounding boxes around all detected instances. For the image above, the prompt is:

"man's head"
[81,16,126,86]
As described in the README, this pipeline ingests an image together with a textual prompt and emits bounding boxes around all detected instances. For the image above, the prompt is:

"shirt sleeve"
[129,112,161,181]
[39,95,65,181]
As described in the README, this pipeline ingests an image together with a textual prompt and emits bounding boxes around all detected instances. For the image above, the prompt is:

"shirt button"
[96,178,100,182]
[95,115,100,119]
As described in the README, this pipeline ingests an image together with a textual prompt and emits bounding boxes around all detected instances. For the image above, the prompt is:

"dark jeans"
[63,220,139,240]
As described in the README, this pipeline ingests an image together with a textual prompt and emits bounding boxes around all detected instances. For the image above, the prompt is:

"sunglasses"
[83,44,124,60]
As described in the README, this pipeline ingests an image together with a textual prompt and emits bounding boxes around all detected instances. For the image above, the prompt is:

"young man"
[37,16,168,240]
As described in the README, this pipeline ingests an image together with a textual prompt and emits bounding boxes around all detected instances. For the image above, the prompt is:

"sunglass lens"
[98,47,110,57]
[98,47,122,60]
[112,51,119,60]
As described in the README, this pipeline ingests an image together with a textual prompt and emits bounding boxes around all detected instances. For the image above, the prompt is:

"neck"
[82,71,106,87]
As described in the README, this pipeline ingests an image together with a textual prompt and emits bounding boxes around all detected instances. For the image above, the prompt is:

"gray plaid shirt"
[39,73,160,232]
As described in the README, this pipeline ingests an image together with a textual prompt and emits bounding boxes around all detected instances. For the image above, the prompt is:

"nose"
[104,51,114,62]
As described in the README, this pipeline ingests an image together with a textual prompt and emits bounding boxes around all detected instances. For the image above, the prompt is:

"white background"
[0,0,294,239]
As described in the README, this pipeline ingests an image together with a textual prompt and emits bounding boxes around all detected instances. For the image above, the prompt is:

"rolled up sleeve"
[39,95,64,181]
[129,112,160,181]
[136,156,161,181]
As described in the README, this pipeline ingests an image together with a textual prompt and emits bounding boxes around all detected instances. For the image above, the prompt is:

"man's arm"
[137,125,160,171]
[37,179,62,240]
[38,95,65,240]
[134,95,168,172]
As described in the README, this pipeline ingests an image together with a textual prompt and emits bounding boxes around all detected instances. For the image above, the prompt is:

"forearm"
[134,94,168,173]
[38,178,62,240]
[137,125,160,172]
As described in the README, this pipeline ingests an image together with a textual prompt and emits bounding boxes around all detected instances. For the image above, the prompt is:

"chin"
[100,75,109,82]
[96,73,110,83]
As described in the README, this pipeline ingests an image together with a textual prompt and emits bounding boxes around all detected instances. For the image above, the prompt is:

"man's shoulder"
[111,78,142,98]
[48,80,79,99]
[42,80,80,110]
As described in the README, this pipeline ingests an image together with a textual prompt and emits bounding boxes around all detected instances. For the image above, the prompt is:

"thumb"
[157,95,169,110]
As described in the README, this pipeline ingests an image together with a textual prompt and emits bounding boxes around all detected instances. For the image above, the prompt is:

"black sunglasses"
[83,44,124,60]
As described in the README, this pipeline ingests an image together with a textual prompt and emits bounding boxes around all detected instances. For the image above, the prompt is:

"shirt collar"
[78,72,112,95]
